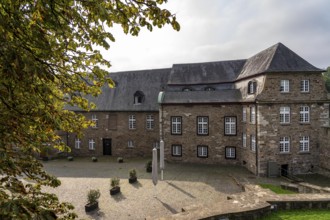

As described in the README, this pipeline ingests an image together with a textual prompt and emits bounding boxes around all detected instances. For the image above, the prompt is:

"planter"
[85,202,98,212]
[110,186,121,195]
[129,177,137,184]
[146,167,152,173]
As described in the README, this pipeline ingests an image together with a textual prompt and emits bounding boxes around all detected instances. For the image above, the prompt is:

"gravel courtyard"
[42,157,282,220]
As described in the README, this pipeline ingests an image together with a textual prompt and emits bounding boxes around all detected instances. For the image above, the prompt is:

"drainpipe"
[255,101,259,176]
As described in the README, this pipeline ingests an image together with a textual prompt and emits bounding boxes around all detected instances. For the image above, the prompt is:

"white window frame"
[299,106,310,123]
[250,106,256,124]
[91,114,98,128]
[75,138,81,149]
[197,145,208,158]
[171,116,182,135]
[280,107,290,124]
[280,80,290,93]
[128,140,134,148]
[172,145,182,156]
[242,107,247,122]
[301,80,310,93]
[251,135,256,152]
[129,115,136,129]
[89,139,95,150]
[299,136,310,152]
[146,114,154,130]
[225,147,236,159]
[197,116,208,135]
[279,137,290,153]
[243,133,247,148]
[225,117,236,135]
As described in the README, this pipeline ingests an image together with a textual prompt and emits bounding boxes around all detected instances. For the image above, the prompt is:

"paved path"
[42,157,320,220]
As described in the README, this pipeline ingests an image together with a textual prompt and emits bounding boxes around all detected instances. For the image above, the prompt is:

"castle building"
[65,43,330,177]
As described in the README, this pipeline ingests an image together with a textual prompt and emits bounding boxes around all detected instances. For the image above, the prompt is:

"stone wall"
[161,104,256,169]
[319,126,330,177]
[67,111,160,157]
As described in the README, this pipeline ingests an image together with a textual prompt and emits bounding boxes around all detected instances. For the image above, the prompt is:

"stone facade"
[67,111,160,157]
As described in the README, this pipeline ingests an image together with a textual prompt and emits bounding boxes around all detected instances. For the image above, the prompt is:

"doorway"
[281,164,289,177]
[103,138,112,155]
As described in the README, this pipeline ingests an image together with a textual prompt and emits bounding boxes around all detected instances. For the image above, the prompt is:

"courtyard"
[42,157,286,220]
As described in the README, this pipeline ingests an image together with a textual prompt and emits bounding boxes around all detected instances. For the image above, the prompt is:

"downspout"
[255,100,259,176]
[158,91,165,141]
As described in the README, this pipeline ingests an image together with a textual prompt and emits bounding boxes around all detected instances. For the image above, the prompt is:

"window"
[280,107,290,124]
[197,116,208,135]
[171,116,182,135]
[248,81,257,94]
[300,106,310,123]
[225,117,236,135]
[299,136,310,152]
[89,139,95,150]
[75,138,81,149]
[134,91,144,104]
[91,114,98,128]
[242,107,247,122]
[128,140,134,148]
[280,80,290,92]
[242,133,247,148]
[153,141,160,149]
[172,145,182,157]
[197,145,208,158]
[250,106,256,124]
[225,147,236,159]
[129,115,136,129]
[146,114,154,130]
[250,135,256,152]
[279,137,290,153]
[301,80,310,93]
[204,87,215,91]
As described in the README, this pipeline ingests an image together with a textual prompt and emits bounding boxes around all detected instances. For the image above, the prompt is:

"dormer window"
[248,81,257,94]
[134,91,144,104]
[204,87,215,91]
[182,87,192,92]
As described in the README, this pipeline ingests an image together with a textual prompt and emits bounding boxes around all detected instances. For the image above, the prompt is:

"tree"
[323,66,330,92]
[0,0,179,219]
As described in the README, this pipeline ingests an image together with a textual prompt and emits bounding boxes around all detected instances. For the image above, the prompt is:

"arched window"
[248,81,257,94]
[204,87,215,91]
[134,91,144,104]
[182,87,193,92]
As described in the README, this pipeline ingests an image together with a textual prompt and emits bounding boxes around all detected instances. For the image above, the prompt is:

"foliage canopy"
[0,0,179,219]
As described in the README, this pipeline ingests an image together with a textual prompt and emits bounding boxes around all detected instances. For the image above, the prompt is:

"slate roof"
[67,68,170,111]
[237,43,323,80]
[162,90,243,104]
[168,60,246,85]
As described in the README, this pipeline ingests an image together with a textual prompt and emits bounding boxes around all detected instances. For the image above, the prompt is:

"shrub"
[110,177,120,188]
[92,157,98,162]
[129,169,137,178]
[87,189,100,204]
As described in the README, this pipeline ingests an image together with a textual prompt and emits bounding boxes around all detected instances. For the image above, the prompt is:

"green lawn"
[261,210,330,220]
[259,183,296,194]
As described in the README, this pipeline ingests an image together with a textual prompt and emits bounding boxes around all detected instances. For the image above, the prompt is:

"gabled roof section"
[168,60,246,85]
[67,68,170,111]
[237,43,323,80]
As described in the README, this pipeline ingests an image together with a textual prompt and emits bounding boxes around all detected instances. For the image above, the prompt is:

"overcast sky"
[102,0,330,72]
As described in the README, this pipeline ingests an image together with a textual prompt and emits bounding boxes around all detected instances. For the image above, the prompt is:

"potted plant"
[67,156,73,161]
[85,189,100,212]
[110,177,120,195]
[129,169,137,183]
[92,157,98,162]
[145,160,152,173]
[117,157,124,163]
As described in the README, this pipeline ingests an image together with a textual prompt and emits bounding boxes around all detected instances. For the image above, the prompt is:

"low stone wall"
[281,182,330,194]
[268,200,330,210]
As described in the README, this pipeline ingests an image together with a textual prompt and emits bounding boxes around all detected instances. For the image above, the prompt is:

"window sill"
[298,151,310,155]
[225,157,236,160]
[280,92,290,94]
[197,156,208,158]
[299,123,311,125]
[280,123,291,126]
[197,134,209,136]
[224,134,237,136]
[279,152,291,155]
